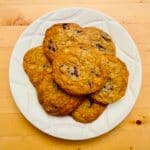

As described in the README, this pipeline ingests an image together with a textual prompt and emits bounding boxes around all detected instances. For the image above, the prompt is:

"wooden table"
[0,0,150,149]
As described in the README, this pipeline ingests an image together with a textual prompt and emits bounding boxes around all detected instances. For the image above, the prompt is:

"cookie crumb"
[136,120,142,125]
[129,146,133,150]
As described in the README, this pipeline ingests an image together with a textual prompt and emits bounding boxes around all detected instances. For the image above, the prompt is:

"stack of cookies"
[23,23,129,123]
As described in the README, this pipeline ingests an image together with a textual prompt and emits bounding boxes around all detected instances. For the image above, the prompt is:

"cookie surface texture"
[72,99,106,123]
[82,27,116,55]
[43,23,116,61]
[37,74,83,116]
[23,46,52,87]
[91,56,129,104]
[43,23,82,61]
[52,44,108,95]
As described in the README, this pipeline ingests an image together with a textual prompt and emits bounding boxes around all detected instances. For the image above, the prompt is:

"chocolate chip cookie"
[72,98,106,123]
[37,74,83,116]
[82,27,116,55]
[91,56,129,104]
[23,46,52,87]
[43,23,83,61]
[43,23,116,61]
[52,44,108,95]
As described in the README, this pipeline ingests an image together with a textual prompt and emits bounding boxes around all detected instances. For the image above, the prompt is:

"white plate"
[9,7,142,140]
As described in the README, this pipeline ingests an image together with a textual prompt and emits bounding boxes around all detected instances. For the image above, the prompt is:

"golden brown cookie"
[43,23,116,61]
[52,44,108,95]
[23,46,52,87]
[37,74,83,116]
[91,56,129,104]
[82,27,116,55]
[72,98,106,123]
[43,23,82,61]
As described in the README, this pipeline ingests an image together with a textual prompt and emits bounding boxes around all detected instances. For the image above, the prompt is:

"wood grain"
[0,0,150,149]
[0,4,150,25]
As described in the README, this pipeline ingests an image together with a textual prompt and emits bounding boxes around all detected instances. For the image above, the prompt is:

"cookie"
[37,74,83,116]
[82,27,116,55]
[23,46,52,87]
[43,23,82,61]
[72,98,106,123]
[91,56,129,104]
[52,44,108,95]
[43,23,116,61]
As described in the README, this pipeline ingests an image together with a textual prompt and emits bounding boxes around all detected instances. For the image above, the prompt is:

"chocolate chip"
[60,64,65,68]
[88,81,92,89]
[43,64,49,69]
[101,32,111,41]
[91,68,100,77]
[79,46,83,49]
[76,30,82,33]
[62,23,68,29]
[69,66,79,77]
[73,66,79,77]
[53,82,58,89]
[102,82,113,92]
[60,65,79,77]
[96,43,105,51]
[48,40,57,52]
[51,104,58,110]
[43,64,46,68]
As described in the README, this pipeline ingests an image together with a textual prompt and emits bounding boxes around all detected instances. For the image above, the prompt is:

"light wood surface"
[0,0,150,149]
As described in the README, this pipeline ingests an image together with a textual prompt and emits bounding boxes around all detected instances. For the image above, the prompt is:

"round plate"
[9,7,142,140]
